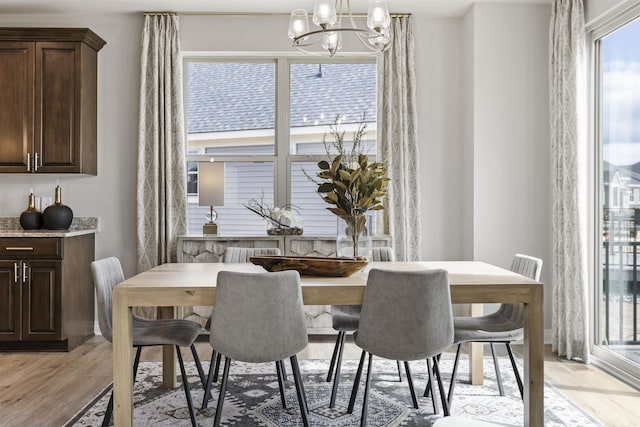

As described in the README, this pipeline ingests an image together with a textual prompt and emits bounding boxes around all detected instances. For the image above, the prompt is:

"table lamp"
[198,161,225,235]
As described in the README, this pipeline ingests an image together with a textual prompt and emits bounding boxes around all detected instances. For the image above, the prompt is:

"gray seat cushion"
[132,316,202,347]
[453,312,523,343]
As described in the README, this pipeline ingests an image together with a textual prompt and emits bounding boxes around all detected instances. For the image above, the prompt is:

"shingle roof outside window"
[187,62,376,134]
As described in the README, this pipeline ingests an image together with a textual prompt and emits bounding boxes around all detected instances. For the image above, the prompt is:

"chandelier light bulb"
[367,0,390,31]
[313,0,337,28]
[322,31,342,57]
[289,9,310,39]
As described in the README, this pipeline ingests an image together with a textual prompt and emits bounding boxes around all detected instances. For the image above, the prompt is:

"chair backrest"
[355,268,453,361]
[210,270,308,363]
[510,253,542,281]
[371,246,395,262]
[498,253,543,328]
[90,257,125,343]
[223,247,282,263]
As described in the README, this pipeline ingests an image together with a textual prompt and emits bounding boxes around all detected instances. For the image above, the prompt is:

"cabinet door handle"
[27,152,31,172]
[34,152,39,172]
[22,262,28,283]
[14,262,19,283]
[5,247,34,251]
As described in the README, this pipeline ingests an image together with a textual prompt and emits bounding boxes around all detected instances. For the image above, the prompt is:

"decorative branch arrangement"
[244,195,303,235]
[306,114,389,256]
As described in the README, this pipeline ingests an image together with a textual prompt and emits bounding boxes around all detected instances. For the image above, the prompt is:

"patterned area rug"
[66,358,602,426]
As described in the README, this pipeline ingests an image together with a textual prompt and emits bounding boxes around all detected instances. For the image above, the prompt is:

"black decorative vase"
[43,186,73,230]
[19,193,43,230]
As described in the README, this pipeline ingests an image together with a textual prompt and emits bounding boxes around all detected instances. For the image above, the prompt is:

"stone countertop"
[0,217,98,238]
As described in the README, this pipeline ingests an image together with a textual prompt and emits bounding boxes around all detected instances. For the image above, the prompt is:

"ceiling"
[0,0,551,17]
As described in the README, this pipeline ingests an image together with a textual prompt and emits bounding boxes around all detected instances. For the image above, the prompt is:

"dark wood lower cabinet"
[0,234,95,351]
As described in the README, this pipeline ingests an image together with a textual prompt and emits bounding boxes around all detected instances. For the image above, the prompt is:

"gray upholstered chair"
[91,257,204,427]
[445,253,543,403]
[205,246,282,386]
[326,246,399,408]
[201,270,310,427]
[348,268,454,426]
[222,246,281,263]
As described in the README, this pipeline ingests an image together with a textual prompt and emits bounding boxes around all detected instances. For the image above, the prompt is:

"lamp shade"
[198,162,225,207]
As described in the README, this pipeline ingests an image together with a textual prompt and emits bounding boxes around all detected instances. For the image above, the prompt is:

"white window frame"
[589,2,640,388]
[182,53,378,230]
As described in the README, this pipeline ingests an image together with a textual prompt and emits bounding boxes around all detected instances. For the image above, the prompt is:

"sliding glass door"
[593,10,640,384]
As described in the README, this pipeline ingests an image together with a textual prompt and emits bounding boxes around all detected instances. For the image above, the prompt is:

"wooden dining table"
[112,261,544,426]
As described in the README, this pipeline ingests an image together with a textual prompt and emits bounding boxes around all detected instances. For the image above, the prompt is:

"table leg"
[468,303,484,385]
[160,306,177,389]
[113,289,133,427]
[524,285,544,426]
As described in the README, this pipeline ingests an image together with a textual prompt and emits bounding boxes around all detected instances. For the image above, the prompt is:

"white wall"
[0,13,142,278]
[464,3,553,326]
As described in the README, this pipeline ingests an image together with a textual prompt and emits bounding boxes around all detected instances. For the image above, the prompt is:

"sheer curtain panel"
[549,0,590,362]
[136,15,188,296]
[378,16,421,261]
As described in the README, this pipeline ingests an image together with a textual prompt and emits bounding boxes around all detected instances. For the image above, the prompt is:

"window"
[593,8,640,382]
[184,58,377,236]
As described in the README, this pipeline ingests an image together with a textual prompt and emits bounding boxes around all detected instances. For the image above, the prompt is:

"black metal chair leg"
[446,344,462,404]
[423,352,440,398]
[506,343,524,399]
[427,357,439,415]
[327,331,344,382]
[490,342,505,396]
[290,355,310,427]
[213,352,222,383]
[433,356,450,416]
[213,357,231,427]
[396,360,403,382]
[101,393,114,427]
[275,360,288,409]
[201,350,217,410]
[190,344,206,387]
[280,359,288,381]
[176,346,198,427]
[360,353,374,427]
[329,330,346,408]
[348,350,366,414]
[404,361,419,409]
[132,346,142,381]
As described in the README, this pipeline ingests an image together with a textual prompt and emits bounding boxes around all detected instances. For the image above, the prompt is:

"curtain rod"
[144,12,412,18]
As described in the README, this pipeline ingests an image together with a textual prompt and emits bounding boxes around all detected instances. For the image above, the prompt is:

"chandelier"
[288,0,391,57]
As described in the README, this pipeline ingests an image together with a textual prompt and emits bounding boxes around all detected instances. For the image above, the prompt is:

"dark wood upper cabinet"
[0,28,105,174]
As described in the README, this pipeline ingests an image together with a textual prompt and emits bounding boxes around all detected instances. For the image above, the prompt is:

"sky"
[602,15,640,166]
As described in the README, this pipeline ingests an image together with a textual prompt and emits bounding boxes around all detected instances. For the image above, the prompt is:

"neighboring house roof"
[187,62,376,134]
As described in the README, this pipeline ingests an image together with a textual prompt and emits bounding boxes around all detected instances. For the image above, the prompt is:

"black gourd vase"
[19,193,44,230]
[43,186,73,230]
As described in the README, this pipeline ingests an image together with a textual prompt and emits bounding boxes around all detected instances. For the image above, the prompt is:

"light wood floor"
[1,336,639,426]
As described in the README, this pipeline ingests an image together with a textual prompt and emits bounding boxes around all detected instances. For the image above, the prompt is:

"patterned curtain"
[136,13,187,315]
[549,0,590,362]
[378,16,421,261]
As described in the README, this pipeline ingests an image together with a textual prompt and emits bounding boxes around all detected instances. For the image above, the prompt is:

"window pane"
[290,63,377,155]
[187,62,275,155]
[599,16,640,350]
[187,162,274,236]
[290,162,339,236]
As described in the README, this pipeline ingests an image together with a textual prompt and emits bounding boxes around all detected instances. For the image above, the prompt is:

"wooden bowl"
[250,255,368,277]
